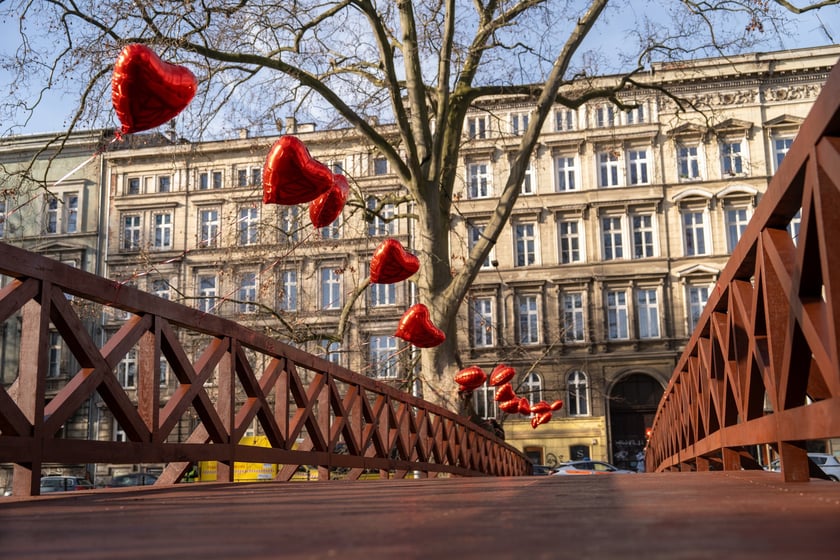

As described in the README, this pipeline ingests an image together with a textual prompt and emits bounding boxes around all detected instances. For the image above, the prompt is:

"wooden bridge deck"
[2,473,839,559]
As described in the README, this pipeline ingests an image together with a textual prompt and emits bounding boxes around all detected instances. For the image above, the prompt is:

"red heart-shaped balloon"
[394,304,446,348]
[111,44,197,135]
[310,173,349,228]
[530,401,551,415]
[494,383,516,402]
[369,238,420,284]
[263,136,334,205]
[454,366,487,391]
[518,398,531,415]
[549,399,564,411]
[530,411,552,429]
[499,398,521,413]
[489,364,516,387]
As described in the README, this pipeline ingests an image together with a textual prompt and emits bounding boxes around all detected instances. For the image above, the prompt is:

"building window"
[278,270,298,311]
[48,331,62,378]
[637,288,660,339]
[0,199,6,238]
[687,284,710,333]
[320,267,341,310]
[555,156,577,192]
[558,219,583,264]
[682,210,708,256]
[555,109,575,131]
[467,116,487,139]
[567,370,590,416]
[320,215,342,240]
[725,207,750,253]
[720,140,744,176]
[122,214,141,251]
[45,196,58,234]
[788,209,801,246]
[562,292,585,342]
[238,272,258,313]
[317,340,342,365]
[239,206,260,246]
[677,145,702,181]
[199,209,220,248]
[514,222,537,267]
[197,275,217,313]
[118,349,137,388]
[152,213,173,250]
[517,294,540,345]
[471,296,495,347]
[602,216,624,260]
[127,177,141,195]
[157,176,171,193]
[468,223,494,269]
[237,167,261,187]
[279,206,301,243]
[330,161,344,175]
[474,382,497,419]
[152,279,171,300]
[64,193,78,233]
[373,157,388,175]
[773,137,794,171]
[367,197,395,236]
[521,162,536,195]
[370,279,396,307]
[631,214,655,258]
[522,372,543,410]
[510,111,529,136]
[606,290,629,340]
[625,104,646,125]
[627,149,649,185]
[598,151,621,187]
[595,105,616,128]
[370,335,398,379]
[467,162,492,199]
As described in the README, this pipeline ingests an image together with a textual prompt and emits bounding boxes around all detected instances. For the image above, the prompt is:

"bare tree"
[1,0,837,411]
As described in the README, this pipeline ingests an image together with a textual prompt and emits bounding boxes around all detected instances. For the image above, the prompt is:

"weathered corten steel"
[647,60,840,481]
[0,243,530,496]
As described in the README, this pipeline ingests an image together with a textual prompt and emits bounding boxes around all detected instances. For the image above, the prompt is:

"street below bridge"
[2,471,839,559]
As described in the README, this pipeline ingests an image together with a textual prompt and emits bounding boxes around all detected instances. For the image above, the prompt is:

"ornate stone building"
[1,45,838,485]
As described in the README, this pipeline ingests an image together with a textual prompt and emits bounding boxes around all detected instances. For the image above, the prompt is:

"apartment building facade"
[1,45,837,484]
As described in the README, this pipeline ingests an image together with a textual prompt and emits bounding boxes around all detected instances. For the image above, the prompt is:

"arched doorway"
[608,373,664,471]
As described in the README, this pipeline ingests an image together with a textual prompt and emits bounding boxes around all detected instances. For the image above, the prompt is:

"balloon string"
[53,132,122,187]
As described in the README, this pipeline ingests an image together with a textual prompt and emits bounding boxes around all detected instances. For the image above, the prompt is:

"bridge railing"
[0,242,530,496]
[647,60,840,481]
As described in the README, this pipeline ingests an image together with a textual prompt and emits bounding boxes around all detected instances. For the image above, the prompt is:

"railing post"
[777,441,810,482]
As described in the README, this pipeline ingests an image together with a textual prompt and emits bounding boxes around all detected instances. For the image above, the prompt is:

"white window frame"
[0,199,6,238]
[197,274,218,313]
[555,109,575,132]
[238,271,258,314]
[631,213,656,259]
[467,115,488,139]
[687,284,710,334]
[594,105,617,128]
[682,209,710,256]
[153,212,173,250]
[521,161,536,195]
[510,111,530,136]
[636,288,661,339]
[472,296,495,348]
[320,266,342,310]
[597,151,622,188]
[367,197,395,236]
[513,221,538,267]
[370,279,396,307]
[677,144,704,181]
[370,335,399,379]
[239,206,260,246]
[567,370,590,416]
[724,205,751,253]
[555,155,578,192]
[467,162,492,199]
[517,294,540,345]
[720,138,749,177]
[558,218,584,264]
[602,216,625,261]
[606,289,629,340]
[152,279,171,300]
[772,136,794,173]
[627,148,650,185]
[118,349,137,388]
[278,269,298,311]
[468,223,495,269]
[122,214,142,252]
[562,292,586,342]
[625,103,646,125]
[199,208,220,248]
[522,372,543,410]
[474,382,498,420]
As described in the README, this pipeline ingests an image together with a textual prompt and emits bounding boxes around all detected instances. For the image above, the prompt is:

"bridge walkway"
[2,473,839,559]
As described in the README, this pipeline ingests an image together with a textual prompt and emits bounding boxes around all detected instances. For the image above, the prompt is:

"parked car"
[39,476,95,493]
[106,472,159,488]
[551,460,636,475]
[768,453,840,481]
[530,465,554,476]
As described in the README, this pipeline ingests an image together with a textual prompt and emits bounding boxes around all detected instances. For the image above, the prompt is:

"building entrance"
[608,373,664,471]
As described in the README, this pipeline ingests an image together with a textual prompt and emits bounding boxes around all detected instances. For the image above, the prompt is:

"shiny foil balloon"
[263,136,334,205]
[518,397,531,415]
[530,401,551,415]
[499,398,521,413]
[111,44,197,135]
[549,399,564,411]
[369,238,420,284]
[454,366,487,391]
[530,411,552,429]
[310,173,349,228]
[489,364,516,387]
[394,304,446,348]
[494,383,516,403]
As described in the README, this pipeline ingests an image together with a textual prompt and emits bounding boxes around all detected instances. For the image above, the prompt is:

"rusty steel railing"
[0,242,530,496]
[647,60,840,481]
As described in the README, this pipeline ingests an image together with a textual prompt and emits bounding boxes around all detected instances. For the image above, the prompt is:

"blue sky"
[1,5,838,136]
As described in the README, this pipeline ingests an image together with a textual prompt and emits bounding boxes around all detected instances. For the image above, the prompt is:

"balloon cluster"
[455,364,563,429]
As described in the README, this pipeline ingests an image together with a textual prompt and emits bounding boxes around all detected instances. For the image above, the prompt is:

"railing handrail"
[647,58,840,480]
[0,241,530,495]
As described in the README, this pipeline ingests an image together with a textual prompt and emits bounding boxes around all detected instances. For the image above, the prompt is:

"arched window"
[523,372,543,409]
[567,370,590,416]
